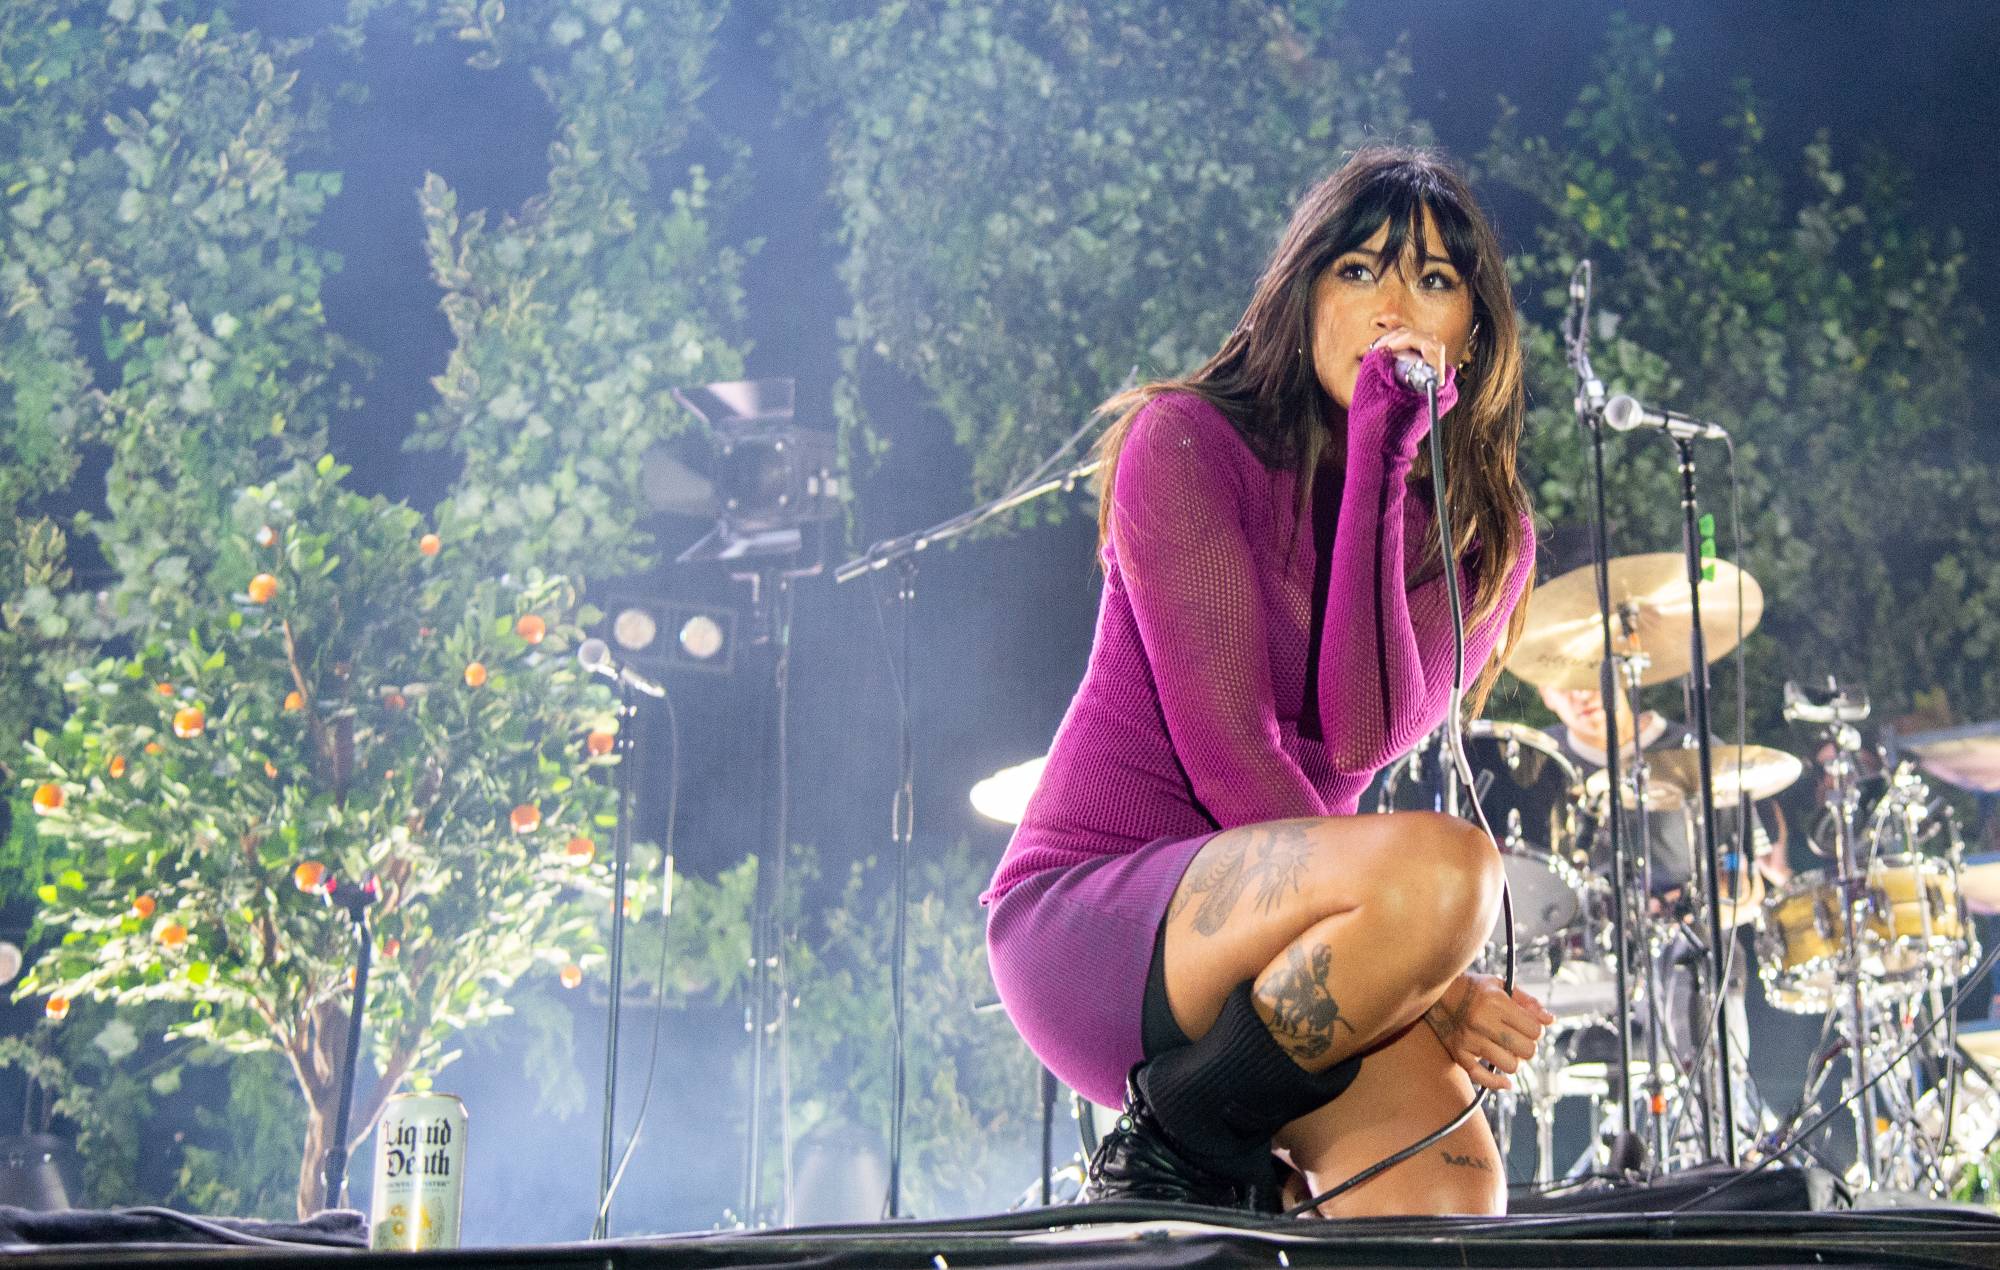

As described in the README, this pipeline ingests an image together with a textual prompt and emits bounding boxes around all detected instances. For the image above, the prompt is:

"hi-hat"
[1583,766,1686,814]
[1649,745,1803,807]
[1505,554,1763,691]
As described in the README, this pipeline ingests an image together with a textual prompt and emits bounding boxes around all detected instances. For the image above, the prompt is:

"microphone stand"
[835,442,1101,1219]
[1668,435,1740,1167]
[320,875,378,1211]
[593,684,640,1238]
[1565,262,1645,1169]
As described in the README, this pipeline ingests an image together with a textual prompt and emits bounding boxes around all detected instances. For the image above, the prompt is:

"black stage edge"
[7,1174,2000,1270]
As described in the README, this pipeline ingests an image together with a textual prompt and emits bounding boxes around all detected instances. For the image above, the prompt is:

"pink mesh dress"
[983,349,1536,1108]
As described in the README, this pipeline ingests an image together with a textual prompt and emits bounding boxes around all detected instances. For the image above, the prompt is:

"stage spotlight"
[677,612,726,663]
[610,606,660,654]
[670,379,839,563]
[595,596,736,676]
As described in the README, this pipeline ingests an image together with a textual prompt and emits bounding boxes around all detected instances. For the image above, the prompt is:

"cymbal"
[1582,766,1686,813]
[1898,722,2000,794]
[1648,745,1804,807]
[1505,554,1763,691]
[970,755,1047,826]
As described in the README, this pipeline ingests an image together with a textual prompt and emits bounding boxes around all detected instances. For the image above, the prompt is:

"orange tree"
[2,0,748,1217]
[15,458,640,1216]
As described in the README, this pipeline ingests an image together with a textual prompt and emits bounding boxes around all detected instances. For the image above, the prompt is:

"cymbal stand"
[1609,642,1677,1170]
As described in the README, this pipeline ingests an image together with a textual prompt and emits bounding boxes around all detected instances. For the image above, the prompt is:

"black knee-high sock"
[1136,979,1362,1181]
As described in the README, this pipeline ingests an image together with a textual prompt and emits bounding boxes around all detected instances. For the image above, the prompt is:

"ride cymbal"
[1505,553,1763,690]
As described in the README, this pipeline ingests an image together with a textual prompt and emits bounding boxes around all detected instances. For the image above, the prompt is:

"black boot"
[1079,1065,1250,1208]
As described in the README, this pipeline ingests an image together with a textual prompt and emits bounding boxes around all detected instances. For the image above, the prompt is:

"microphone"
[1393,352,1440,392]
[1602,394,1728,441]
[577,638,667,699]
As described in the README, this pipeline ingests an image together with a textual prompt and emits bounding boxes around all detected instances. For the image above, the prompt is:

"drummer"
[1537,679,1781,1145]
[1538,682,1792,897]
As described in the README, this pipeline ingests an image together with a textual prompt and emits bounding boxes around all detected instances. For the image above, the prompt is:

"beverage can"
[369,1091,467,1250]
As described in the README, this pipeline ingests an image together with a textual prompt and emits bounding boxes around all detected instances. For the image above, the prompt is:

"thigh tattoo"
[1170,822,1317,938]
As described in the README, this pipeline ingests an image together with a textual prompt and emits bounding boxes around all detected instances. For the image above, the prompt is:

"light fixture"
[595,595,736,676]
[669,379,839,563]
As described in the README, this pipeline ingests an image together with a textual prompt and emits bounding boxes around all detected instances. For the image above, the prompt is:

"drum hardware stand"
[1564,259,1646,1171]
[1784,681,1881,1188]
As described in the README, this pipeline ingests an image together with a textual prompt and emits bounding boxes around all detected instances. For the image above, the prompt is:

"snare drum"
[1378,720,1587,947]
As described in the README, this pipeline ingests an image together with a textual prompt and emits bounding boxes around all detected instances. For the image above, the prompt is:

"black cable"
[597,685,682,1225]
[1667,918,2000,1212]
[1284,372,1516,1216]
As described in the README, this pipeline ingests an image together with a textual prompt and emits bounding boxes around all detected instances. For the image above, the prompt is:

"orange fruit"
[155,681,175,696]
[157,921,187,948]
[131,895,156,919]
[509,804,541,834]
[108,754,127,779]
[254,525,277,548]
[384,691,407,710]
[463,661,488,688]
[515,614,547,645]
[418,533,441,557]
[382,937,400,959]
[247,573,278,604]
[586,730,615,757]
[283,690,304,712]
[346,967,358,989]
[264,760,279,779]
[172,705,206,739]
[31,783,63,814]
[144,741,163,755]
[559,964,583,990]
[294,860,327,893]
[565,835,595,862]
[45,996,69,1021]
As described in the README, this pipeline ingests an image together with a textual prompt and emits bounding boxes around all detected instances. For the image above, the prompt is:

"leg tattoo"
[1256,941,1357,1064]
[1439,1150,1494,1173]
[1171,823,1317,938]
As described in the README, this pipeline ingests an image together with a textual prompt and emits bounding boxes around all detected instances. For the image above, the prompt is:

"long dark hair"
[1093,145,1532,713]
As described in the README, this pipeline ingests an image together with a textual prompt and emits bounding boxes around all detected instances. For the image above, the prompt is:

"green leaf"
[36,885,57,905]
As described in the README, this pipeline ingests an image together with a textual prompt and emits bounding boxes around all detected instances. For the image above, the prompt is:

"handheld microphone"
[1393,352,1440,392]
[1602,394,1729,441]
[578,638,667,699]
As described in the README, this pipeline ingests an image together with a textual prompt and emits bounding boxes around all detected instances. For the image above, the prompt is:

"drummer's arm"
[1753,801,1792,885]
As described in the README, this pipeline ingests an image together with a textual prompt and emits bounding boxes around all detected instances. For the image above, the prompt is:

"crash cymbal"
[1898,722,2000,794]
[1648,745,1804,807]
[1583,766,1687,813]
[1505,554,1763,691]
[970,755,1047,826]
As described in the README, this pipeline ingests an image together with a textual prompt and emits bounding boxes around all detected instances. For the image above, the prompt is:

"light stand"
[320,875,379,1210]
[672,378,837,1227]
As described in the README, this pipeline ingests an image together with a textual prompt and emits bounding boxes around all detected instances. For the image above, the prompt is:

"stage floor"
[8,1196,2000,1270]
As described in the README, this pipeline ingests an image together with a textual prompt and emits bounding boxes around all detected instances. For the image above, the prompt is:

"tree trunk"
[289,998,419,1220]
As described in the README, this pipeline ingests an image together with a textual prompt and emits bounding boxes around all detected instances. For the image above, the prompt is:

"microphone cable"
[594,684,683,1232]
[1284,367,1519,1216]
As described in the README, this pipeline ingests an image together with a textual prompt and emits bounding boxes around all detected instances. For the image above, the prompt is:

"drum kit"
[976,551,2000,1199]
[1386,552,1995,1194]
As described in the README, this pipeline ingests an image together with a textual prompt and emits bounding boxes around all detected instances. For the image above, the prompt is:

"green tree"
[5,0,750,1218]
[1482,16,1996,729]
[776,0,1424,509]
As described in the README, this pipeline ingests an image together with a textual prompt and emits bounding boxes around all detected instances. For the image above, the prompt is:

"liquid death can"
[369,1092,467,1251]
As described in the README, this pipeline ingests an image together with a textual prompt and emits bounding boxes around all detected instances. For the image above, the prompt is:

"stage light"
[677,612,726,662]
[670,379,839,563]
[611,606,659,653]
[594,596,737,676]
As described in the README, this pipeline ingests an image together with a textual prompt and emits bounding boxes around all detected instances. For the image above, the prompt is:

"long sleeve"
[1109,396,1328,828]
[1319,348,1535,768]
